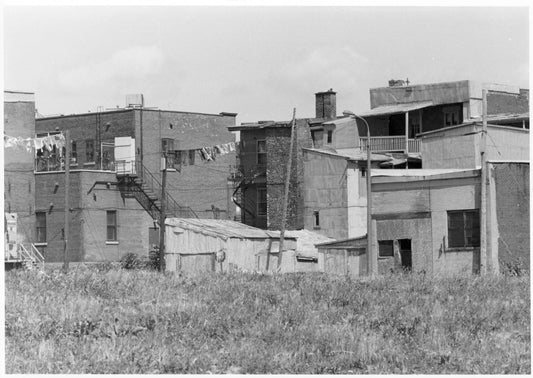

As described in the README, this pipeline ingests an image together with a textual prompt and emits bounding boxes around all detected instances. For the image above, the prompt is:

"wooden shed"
[316,236,369,277]
[164,218,298,274]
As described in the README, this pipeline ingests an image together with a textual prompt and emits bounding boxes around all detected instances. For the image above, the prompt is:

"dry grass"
[5,265,530,374]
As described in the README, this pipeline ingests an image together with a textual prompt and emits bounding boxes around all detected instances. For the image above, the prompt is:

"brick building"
[34,96,237,262]
[229,90,337,230]
[4,91,36,245]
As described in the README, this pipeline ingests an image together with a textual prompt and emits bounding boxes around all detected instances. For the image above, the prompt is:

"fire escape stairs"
[116,161,198,225]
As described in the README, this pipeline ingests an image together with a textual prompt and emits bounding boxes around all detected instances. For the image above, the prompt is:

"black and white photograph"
[3,2,530,374]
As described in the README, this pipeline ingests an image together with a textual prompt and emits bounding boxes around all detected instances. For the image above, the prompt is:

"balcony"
[359,136,420,153]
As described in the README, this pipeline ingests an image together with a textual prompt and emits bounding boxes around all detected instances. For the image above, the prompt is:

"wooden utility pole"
[277,108,296,272]
[159,154,167,272]
[480,89,488,274]
[62,129,70,273]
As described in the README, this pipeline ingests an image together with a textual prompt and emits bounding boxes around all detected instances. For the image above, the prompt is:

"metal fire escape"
[229,163,266,224]
[115,159,198,224]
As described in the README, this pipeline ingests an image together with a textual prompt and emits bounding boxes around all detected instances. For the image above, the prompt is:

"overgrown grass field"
[5,266,530,374]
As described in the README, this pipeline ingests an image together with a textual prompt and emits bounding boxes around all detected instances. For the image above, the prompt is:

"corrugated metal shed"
[166,218,291,240]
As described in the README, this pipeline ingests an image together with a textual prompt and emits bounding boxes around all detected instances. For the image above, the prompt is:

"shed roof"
[302,147,392,162]
[359,101,434,117]
[165,218,296,241]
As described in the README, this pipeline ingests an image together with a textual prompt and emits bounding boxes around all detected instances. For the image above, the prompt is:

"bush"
[120,253,144,270]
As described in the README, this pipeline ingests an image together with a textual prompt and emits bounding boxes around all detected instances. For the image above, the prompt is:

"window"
[409,115,421,138]
[162,138,174,153]
[257,188,267,216]
[378,240,394,257]
[106,210,117,241]
[447,210,480,248]
[85,139,95,162]
[313,211,320,228]
[443,107,460,126]
[257,140,267,166]
[36,212,46,243]
[327,130,333,144]
[71,141,77,164]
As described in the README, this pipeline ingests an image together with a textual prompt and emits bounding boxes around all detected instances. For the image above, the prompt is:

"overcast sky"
[4,6,529,123]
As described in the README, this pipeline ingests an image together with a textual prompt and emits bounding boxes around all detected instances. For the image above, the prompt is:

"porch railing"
[359,136,420,153]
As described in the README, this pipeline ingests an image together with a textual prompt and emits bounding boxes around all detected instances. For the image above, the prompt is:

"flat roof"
[302,147,392,162]
[359,101,434,117]
[36,107,236,121]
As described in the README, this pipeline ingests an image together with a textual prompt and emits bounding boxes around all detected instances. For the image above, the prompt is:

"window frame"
[161,138,175,154]
[35,212,47,243]
[378,240,394,258]
[85,139,95,163]
[326,130,333,144]
[256,140,267,166]
[443,106,461,127]
[106,210,118,242]
[257,187,267,216]
[447,209,480,249]
[313,210,320,229]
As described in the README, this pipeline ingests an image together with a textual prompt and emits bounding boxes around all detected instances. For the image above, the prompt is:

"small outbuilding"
[164,219,332,274]
[316,236,369,277]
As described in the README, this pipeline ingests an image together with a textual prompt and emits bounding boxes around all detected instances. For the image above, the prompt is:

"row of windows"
[34,210,117,243]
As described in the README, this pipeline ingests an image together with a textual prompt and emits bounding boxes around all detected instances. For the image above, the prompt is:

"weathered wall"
[136,110,236,218]
[370,81,471,108]
[421,124,529,169]
[372,174,481,275]
[487,90,529,115]
[237,128,267,228]
[4,97,36,243]
[35,171,152,262]
[266,119,312,230]
[303,151,349,240]
[492,163,530,273]
[36,110,135,167]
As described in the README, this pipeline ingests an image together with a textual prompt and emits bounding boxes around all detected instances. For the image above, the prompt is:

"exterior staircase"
[116,159,197,224]
[5,242,45,271]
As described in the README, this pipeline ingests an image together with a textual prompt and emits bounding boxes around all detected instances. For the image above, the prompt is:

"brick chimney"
[315,89,337,120]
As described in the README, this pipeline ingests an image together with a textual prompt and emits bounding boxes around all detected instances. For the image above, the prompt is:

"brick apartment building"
[228,89,338,230]
[34,96,237,262]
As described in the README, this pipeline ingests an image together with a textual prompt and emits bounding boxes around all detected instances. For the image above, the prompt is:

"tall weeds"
[5,267,530,374]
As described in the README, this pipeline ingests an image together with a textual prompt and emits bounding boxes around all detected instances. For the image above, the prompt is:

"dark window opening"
[257,188,267,216]
[71,141,77,164]
[399,239,412,270]
[313,211,320,228]
[447,210,480,248]
[36,212,47,243]
[189,150,196,165]
[378,240,394,257]
[106,210,117,241]
[327,130,333,144]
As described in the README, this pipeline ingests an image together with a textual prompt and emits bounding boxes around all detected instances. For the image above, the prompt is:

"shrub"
[120,253,143,270]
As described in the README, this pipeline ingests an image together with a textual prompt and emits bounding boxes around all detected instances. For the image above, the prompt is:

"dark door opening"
[399,239,412,271]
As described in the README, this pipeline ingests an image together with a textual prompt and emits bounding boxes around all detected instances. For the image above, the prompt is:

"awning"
[359,101,434,117]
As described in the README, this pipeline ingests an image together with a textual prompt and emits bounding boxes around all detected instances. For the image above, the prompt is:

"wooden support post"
[480,89,488,274]
[159,155,167,272]
[277,108,297,272]
[405,111,409,169]
[62,129,70,273]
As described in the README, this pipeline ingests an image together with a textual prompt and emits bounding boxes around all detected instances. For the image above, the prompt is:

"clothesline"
[4,133,66,154]
[171,141,237,166]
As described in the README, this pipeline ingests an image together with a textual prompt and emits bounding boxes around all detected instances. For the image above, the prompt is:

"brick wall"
[487,90,529,115]
[36,110,135,168]
[35,170,152,262]
[4,100,36,243]
[265,119,313,230]
[493,163,530,273]
[135,110,236,218]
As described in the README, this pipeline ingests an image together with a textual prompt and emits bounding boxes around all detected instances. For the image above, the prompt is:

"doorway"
[398,239,412,271]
